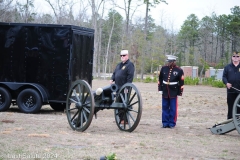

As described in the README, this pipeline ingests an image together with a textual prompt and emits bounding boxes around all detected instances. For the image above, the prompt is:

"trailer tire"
[0,87,12,111]
[17,89,42,113]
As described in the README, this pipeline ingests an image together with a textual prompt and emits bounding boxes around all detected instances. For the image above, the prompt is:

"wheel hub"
[0,94,3,104]
[75,101,82,109]
[123,102,128,110]
[24,96,34,107]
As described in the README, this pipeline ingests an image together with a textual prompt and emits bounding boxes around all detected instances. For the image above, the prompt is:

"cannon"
[66,80,143,132]
[210,94,240,135]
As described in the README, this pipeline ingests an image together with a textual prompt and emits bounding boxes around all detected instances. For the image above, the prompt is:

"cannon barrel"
[94,84,118,107]
[95,84,118,96]
[101,84,118,96]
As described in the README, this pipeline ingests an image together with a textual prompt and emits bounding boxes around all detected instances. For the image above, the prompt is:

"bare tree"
[104,11,116,77]
[88,0,106,78]
[45,0,76,24]
[0,0,15,21]
[16,0,36,23]
[140,0,167,79]
[75,0,89,27]
[112,0,142,46]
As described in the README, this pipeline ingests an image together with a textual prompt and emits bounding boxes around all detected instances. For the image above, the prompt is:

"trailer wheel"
[66,80,94,132]
[17,89,42,113]
[50,102,65,111]
[0,87,12,111]
[114,83,143,132]
[233,94,240,134]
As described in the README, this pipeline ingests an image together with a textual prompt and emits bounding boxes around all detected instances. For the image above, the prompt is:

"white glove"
[158,91,163,94]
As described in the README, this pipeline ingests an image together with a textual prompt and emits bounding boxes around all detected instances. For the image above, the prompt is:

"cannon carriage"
[210,93,240,135]
[66,80,143,132]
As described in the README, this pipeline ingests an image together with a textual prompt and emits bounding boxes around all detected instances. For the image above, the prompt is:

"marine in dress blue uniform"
[158,55,184,128]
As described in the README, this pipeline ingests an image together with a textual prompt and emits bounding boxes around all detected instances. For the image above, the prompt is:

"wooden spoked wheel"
[114,83,143,132]
[233,94,240,134]
[66,80,94,132]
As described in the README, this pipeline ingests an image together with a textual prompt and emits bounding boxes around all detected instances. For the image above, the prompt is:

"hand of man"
[110,80,114,84]
[226,83,232,89]
[158,91,162,94]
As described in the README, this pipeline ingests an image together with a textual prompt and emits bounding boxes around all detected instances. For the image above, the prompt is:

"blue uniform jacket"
[158,65,184,98]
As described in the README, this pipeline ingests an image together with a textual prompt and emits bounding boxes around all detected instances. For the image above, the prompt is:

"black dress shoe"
[162,125,168,128]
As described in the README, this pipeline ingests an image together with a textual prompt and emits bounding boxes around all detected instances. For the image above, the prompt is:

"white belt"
[163,80,178,85]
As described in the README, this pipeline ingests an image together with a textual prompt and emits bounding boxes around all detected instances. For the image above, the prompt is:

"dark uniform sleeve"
[127,62,135,83]
[178,69,184,96]
[111,63,119,82]
[222,65,228,85]
[158,68,163,92]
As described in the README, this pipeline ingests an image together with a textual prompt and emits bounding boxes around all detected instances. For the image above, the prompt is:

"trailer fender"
[0,82,49,103]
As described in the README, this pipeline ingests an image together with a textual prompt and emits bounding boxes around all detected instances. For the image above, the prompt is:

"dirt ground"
[0,79,240,160]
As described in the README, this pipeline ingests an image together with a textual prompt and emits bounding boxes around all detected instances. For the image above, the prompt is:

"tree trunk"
[140,2,149,80]
[104,13,115,79]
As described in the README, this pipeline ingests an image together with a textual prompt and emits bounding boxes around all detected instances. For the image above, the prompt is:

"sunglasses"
[120,55,127,57]
[232,56,239,57]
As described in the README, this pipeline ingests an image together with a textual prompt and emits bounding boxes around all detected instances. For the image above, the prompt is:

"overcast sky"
[35,0,239,31]
[148,0,240,31]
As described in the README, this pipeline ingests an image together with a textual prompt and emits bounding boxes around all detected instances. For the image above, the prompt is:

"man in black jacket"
[222,51,240,119]
[110,50,135,89]
[158,55,184,128]
[110,50,135,125]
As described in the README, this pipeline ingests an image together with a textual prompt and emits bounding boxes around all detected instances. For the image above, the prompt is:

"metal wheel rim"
[22,95,36,108]
[233,94,240,134]
[0,94,6,105]
[0,87,12,111]
[114,83,142,132]
[66,80,94,132]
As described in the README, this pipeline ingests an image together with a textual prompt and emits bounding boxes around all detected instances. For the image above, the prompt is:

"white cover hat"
[166,55,177,61]
[120,50,129,55]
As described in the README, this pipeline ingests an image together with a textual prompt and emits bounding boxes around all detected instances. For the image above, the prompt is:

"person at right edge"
[158,55,184,129]
[222,51,240,119]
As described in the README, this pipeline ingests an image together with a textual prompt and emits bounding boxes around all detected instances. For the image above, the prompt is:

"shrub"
[135,75,225,88]
[144,76,152,83]
[133,78,141,82]
[201,77,215,85]
[143,76,158,83]
[152,76,158,83]
[106,153,117,160]
[211,80,225,88]
[184,76,199,85]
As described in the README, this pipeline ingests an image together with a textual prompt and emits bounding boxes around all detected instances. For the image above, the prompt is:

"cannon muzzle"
[95,84,118,96]
[94,84,118,107]
[109,84,118,92]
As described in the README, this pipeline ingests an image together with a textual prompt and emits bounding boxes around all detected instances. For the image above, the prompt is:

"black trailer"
[0,22,94,113]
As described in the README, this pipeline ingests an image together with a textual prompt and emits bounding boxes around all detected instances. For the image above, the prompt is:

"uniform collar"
[168,63,176,68]
[231,62,240,67]
[122,59,129,64]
